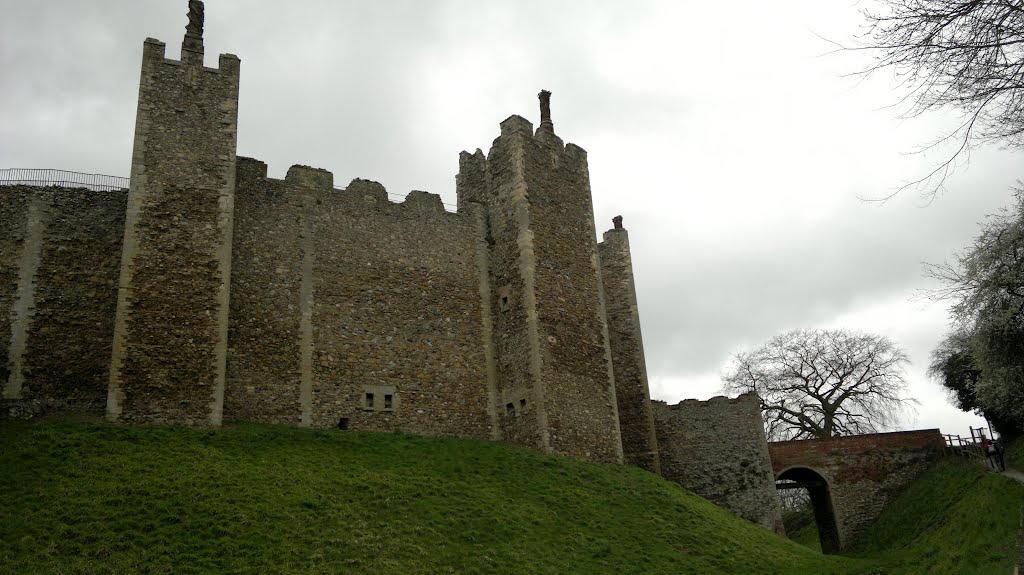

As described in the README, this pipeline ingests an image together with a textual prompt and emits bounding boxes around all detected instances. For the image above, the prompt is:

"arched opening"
[776,467,840,554]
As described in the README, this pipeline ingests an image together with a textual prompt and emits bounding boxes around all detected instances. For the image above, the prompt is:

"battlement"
[660,392,760,410]
[141,37,240,75]
[491,114,588,158]
[236,157,453,216]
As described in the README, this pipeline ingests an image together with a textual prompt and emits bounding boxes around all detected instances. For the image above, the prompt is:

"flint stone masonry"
[653,393,784,533]
[0,5,637,470]
[106,33,240,427]
[1,187,125,417]
[456,116,623,463]
[768,429,945,549]
[226,159,495,438]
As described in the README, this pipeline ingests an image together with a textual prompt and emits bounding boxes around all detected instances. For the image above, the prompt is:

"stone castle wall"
[1,187,126,417]
[226,158,496,438]
[653,393,783,533]
[457,134,544,451]
[523,129,623,464]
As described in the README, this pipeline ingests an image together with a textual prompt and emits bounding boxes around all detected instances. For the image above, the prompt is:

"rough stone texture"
[599,225,660,473]
[458,143,544,450]
[0,195,30,399]
[456,116,624,464]
[226,160,496,437]
[653,393,784,533]
[769,429,945,549]
[223,158,303,424]
[1,191,33,404]
[106,34,240,426]
[1,187,125,418]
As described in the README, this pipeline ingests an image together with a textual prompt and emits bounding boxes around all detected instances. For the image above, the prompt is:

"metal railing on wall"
[0,168,129,192]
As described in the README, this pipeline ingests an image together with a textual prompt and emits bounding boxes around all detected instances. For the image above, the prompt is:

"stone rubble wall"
[227,158,495,438]
[0,192,30,401]
[224,158,305,423]
[653,393,784,532]
[768,429,944,547]
[1,187,125,418]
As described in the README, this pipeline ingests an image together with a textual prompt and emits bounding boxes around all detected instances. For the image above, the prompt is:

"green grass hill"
[1,421,1020,574]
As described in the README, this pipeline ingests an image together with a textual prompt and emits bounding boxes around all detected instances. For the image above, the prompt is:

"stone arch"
[776,466,841,554]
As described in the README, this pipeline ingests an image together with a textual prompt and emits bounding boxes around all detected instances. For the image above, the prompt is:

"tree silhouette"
[722,329,916,440]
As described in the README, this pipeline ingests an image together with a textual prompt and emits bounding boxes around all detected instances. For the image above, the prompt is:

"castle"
[1,1,786,533]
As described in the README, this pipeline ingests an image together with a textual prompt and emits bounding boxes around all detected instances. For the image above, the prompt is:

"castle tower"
[599,217,661,473]
[457,92,624,463]
[107,1,240,425]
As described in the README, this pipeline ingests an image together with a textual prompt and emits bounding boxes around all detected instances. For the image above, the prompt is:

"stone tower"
[457,92,624,463]
[107,0,240,425]
[599,217,661,473]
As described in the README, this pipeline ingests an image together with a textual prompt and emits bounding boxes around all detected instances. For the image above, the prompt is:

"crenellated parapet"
[236,158,453,217]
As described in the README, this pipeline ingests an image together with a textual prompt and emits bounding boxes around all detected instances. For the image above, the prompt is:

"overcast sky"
[2,0,1021,437]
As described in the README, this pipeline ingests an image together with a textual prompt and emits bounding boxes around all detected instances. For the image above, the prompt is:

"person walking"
[991,438,1006,472]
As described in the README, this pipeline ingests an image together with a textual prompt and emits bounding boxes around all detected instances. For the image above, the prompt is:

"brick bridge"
[768,429,946,553]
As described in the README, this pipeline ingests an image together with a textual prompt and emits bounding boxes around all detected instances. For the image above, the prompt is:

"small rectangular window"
[363,385,397,412]
[519,398,526,410]
[506,402,514,416]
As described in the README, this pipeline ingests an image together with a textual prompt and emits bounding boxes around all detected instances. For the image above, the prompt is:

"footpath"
[1003,467,1024,483]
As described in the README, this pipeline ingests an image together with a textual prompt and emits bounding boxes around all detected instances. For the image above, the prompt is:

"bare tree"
[851,0,1024,198]
[722,329,917,440]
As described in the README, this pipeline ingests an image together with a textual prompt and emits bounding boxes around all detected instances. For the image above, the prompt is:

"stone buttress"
[107,1,240,425]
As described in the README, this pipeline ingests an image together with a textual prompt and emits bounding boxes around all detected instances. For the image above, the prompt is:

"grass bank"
[0,421,868,575]
[848,457,1023,574]
[3,421,1020,574]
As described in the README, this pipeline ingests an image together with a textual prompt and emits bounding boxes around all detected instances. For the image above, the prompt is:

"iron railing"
[1,169,460,211]
[0,168,129,192]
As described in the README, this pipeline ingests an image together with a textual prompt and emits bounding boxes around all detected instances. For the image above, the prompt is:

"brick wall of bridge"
[769,429,945,548]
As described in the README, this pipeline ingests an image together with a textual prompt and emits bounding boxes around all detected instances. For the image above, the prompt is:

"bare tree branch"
[848,0,1024,200]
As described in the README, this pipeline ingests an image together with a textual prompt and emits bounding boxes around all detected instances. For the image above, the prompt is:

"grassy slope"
[848,457,1024,575]
[0,421,871,575]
